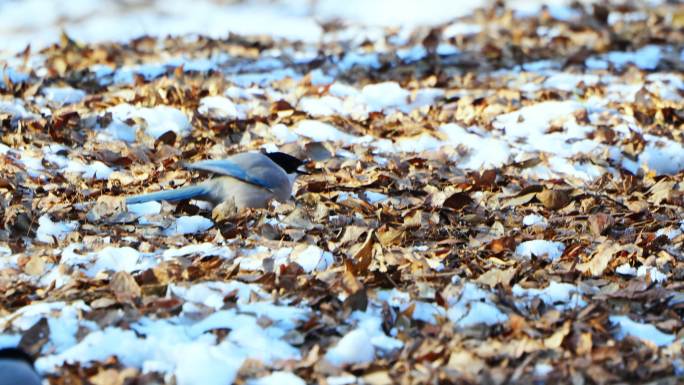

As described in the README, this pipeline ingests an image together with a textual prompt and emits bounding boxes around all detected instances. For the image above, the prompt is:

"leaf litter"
[0,0,684,384]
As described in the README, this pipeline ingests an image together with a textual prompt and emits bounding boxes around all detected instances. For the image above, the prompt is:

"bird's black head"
[265,152,308,174]
[0,347,35,366]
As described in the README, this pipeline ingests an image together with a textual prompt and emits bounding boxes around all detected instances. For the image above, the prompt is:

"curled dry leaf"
[347,230,375,276]
[588,213,613,236]
[109,271,142,303]
[536,188,572,210]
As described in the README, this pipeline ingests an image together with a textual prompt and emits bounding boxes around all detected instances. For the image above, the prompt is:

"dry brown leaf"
[341,267,363,294]
[588,213,613,236]
[536,188,572,210]
[88,195,127,222]
[347,230,375,275]
[476,267,516,288]
[447,350,486,375]
[577,241,624,276]
[647,179,675,205]
[544,320,570,348]
[376,226,403,246]
[110,271,142,303]
[362,371,393,385]
[90,368,139,385]
[576,332,593,355]
[24,256,45,276]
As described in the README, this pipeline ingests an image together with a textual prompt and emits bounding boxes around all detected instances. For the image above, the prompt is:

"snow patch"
[165,216,214,236]
[610,315,675,347]
[36,215,79,243]
[105,104,191,140]
[515,240,565,261]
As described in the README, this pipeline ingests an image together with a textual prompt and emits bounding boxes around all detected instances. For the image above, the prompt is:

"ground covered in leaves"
[1,1,684,384]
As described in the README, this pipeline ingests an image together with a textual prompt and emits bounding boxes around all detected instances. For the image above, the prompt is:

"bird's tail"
[125,185,208,205]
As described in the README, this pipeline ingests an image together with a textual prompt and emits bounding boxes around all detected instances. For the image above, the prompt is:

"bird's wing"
[184,159,275,192]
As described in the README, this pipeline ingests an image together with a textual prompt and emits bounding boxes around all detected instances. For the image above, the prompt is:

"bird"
[125,151,308,209]
[0,347,42,385]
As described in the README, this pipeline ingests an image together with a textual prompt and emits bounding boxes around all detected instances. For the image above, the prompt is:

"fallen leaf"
[544,320,570,348]
[536,188,572,210]
[347,230,375,275]
[110,271,142,303]
[476,267,516,288]
[577,242,624,276]
[588,213,613,236]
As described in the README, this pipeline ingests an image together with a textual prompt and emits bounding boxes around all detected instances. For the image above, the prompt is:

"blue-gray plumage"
[0,348,42,385]
[125,151,306,209]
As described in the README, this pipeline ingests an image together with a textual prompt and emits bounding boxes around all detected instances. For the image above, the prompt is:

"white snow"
[61,245,155,277]
[105,104,191,140]
[0,0,323,55]
[198,96,240,120]
[325,328,375,366]
[0,99,32,119]
[42,86,86,105]
[127,201,162,216]
[248,372,306,385]
[364,191,388,204]
[40,145,114,180]
[165,216,214,236]
[293,120,367,144]
[493,100,582,140]
[523,214,548,228]
[543,72,600,91]
[510,0,581,21]
[30,280,309,383]
[377,289,445,324]
[439,124,512,169]
[299,95,345,117]
[36,215,79,243]
[638,136,684,175]
[348,310,403,351]
[616,263,637,276]
[327,375,358,385]
[515,240,565,261]
[162,243,235,261]
[534,363,554,377]
[636,266,667,283]
[512,281,586,311]
[67,160,113,180]
[361,82,410,112]
[443,22,482,38]
[315,0,480,27]
[235,245,333,273]
[290,245,334,273]
[610,315,675,347]
[271,123,300,143]
[587,45,662,71]
[0,67,29,87]
[447,283,508,327]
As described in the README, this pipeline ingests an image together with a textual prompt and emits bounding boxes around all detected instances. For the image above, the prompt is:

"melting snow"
[636,266,667,283]
[35,215,79,243]
[198,96,240,120]
[513,281,586,311]
[105,104,191,140]
[447,283,508,327]
[165,216,214,235]
[515,240,565,261]
[523,214,548,228]
[41,86,86,105]
[610,315,675,347]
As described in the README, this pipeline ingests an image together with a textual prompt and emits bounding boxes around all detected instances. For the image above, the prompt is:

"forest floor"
[1,1,683,384]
